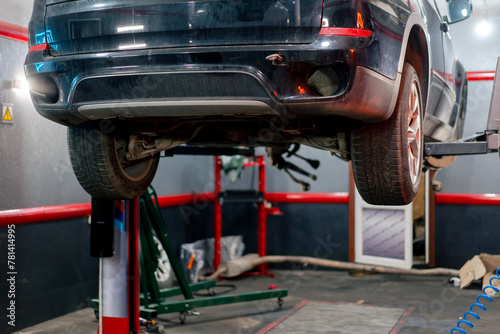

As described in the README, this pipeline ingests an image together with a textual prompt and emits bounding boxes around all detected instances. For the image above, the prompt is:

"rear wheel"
[68,122,160,200]
[351,63,423,205]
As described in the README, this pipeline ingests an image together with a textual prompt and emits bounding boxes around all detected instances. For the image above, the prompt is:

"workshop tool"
[286,143,321,169]
[138,187,287,322]
[267,144,319,191]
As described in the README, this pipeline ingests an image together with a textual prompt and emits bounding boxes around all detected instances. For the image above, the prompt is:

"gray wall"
[0,38,90,210]
[0,0,32,27]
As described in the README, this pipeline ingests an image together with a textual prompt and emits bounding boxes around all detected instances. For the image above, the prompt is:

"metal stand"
[214,155,276,275]
[425,59,500,157]
[136,188,287,322]
[164,147,281,276]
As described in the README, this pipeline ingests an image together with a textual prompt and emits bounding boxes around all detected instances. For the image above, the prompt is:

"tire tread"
[351,63,422,205]
[68,123,159,199]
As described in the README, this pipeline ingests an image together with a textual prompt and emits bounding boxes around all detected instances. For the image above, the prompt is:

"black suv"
[25,0,471,204]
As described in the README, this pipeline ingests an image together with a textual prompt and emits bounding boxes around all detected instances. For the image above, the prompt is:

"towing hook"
[266,53,287,66]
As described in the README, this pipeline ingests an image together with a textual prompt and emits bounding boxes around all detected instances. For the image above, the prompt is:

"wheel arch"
[397,13,430,114]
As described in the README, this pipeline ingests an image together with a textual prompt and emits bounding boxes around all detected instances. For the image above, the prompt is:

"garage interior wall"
[0,0,499,332]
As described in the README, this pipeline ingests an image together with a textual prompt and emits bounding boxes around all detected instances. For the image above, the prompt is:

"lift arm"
[425,58,500,158]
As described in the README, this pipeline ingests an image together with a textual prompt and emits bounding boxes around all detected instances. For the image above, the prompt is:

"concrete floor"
[14,269,500,334]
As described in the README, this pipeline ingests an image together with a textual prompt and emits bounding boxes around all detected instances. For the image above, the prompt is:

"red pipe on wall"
[0,193,217,226]
[3,192,500,226]
[0,21,28,43]
[0,203,91,226]
[435,193,500,206]
[156,192,215,207]
[265,192,349,204]
[467,71,495,81]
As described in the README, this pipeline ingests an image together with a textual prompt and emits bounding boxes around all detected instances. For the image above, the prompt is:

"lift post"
[425,59,500,157]
[92,199,140,334]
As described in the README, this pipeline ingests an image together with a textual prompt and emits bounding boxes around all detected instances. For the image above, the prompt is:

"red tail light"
[28,43,50,53]
[319,27,373,38]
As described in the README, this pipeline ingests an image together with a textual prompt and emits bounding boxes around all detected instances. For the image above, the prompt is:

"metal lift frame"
[424,59,500,157]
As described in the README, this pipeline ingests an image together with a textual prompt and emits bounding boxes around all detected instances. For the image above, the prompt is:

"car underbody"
[105,115,352,163]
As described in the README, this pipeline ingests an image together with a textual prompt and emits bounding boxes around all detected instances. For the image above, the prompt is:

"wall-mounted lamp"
[476,0,492,37]
[476,19,492,36]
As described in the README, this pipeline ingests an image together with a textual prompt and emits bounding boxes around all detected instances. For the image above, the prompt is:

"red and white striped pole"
[99,199,140,334]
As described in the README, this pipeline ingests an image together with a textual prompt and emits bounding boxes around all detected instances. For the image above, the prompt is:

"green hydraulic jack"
[91,187,287,324]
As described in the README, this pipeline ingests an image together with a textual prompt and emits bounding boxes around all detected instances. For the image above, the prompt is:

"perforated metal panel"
[361,208,406,260]
[354,188,413,269]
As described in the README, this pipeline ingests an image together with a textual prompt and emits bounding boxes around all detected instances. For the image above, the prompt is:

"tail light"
[28,43,50,53]
[319,27,373,37]
[321,1,373,37]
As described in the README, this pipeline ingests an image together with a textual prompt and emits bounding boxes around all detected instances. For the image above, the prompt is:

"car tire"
[351,63,423,205]
[68,122,160,200]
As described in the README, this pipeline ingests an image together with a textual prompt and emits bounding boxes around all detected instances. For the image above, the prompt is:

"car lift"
[425,59,500,159]
[90,147,287,334]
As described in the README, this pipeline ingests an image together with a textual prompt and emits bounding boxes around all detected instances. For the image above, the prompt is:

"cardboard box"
[459,254,500,297]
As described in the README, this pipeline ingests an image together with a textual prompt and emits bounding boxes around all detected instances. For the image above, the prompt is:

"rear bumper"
[25,42,400,125]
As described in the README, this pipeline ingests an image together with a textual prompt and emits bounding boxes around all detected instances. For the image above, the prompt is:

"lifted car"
[25,0,471,204]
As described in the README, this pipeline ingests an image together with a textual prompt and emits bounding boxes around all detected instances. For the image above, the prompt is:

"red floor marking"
[389,306,416,334]
[255,300,309,334]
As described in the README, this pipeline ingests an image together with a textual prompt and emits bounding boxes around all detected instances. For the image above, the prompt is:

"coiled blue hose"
[451,267,500,334]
